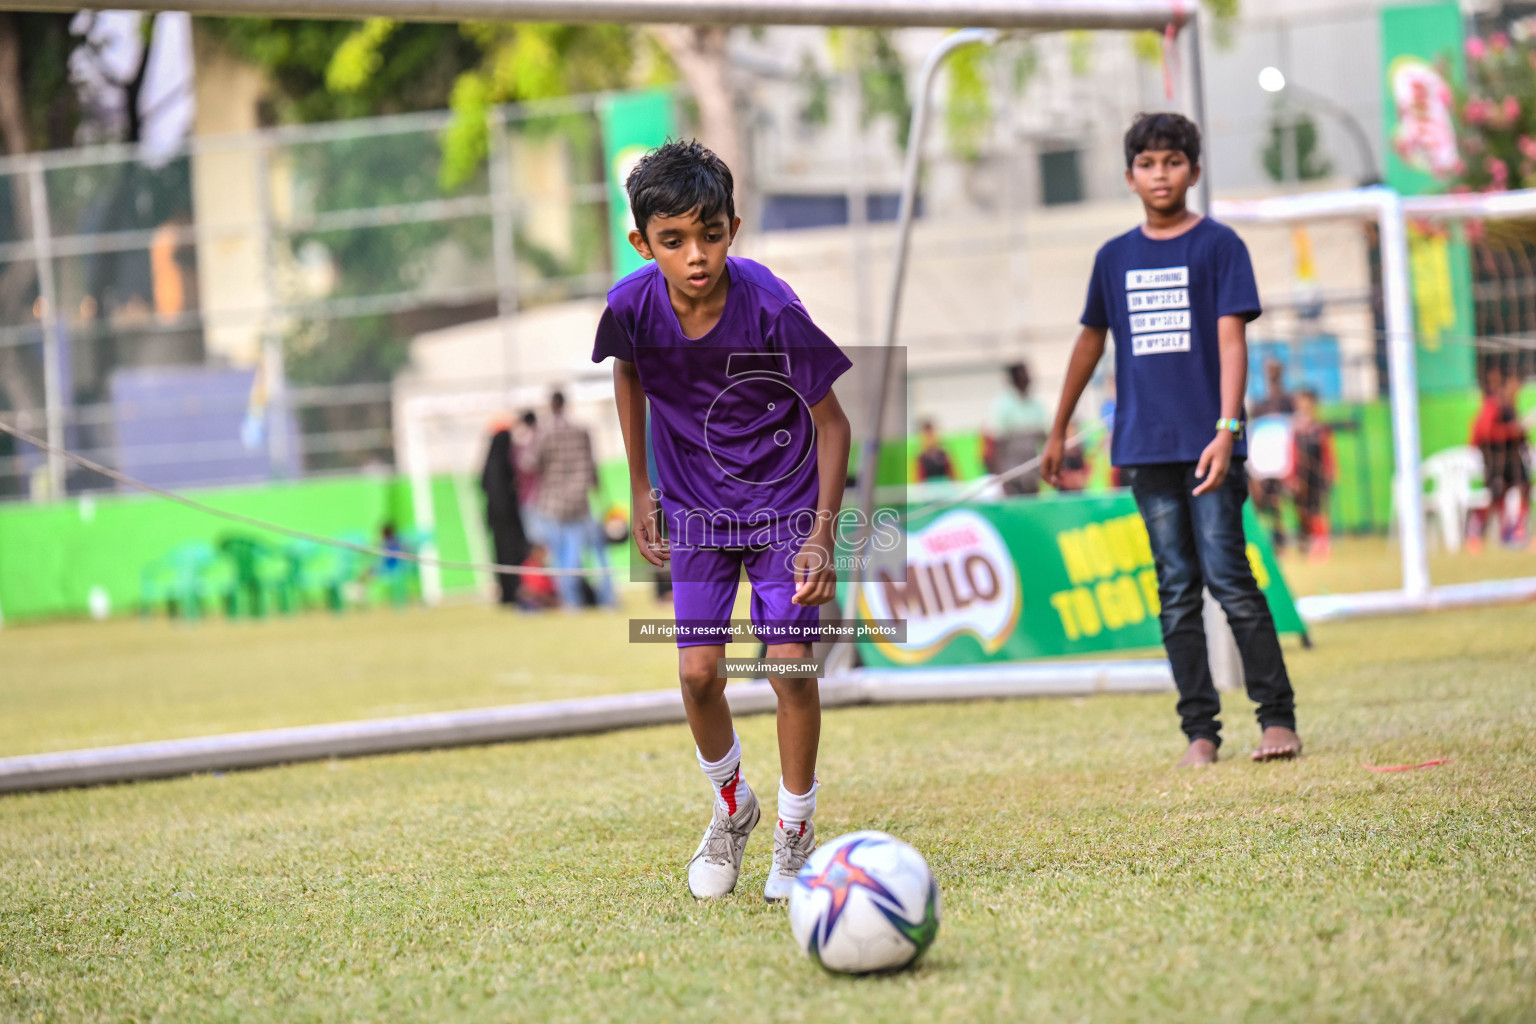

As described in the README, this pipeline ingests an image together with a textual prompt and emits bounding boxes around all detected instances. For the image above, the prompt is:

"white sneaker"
[686,786,760,899]
[763,820,816,903]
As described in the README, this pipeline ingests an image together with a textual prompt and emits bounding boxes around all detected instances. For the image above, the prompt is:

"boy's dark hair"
[1294,385,1319,402]
[1124,112,1202,169]
[626,139,735,237]
[550,390,566,414]
[521,410,537,428]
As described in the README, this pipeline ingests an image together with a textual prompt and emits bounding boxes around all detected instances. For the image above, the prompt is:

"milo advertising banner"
[1381,1,1477,393]
[598,89,675,280]
[852,495,1304,668]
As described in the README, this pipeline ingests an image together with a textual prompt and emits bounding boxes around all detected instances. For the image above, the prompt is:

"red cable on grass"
[1362,759,1451,772]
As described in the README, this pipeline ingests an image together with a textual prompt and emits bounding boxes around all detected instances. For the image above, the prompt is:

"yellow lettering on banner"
[1071,587,1103,636]
[1094,580,1127,630]
[1082,523,1115,579]
[1114,575,1146,625]
[1129,515,1154,567]
[1050,590,1082,640]
[1138,568,1161,616]
[1246,544,1271,590]
[1057,530,1094,585]
[1104,516,1139,573]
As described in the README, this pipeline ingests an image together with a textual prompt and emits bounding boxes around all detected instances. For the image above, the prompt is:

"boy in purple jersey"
[591,141,852,901]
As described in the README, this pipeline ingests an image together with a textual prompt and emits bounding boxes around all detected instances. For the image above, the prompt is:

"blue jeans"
[546,517,615,608]
[1129,459,1297,746]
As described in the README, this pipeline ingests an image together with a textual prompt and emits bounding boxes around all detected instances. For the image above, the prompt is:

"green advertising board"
[1381,1,1476,393]
[850,494,1304,668]
[598,89,675,280]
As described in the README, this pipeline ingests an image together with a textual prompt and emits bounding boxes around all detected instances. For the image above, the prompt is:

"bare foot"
[1251,725,1302,762]
[1176,738,1219,768]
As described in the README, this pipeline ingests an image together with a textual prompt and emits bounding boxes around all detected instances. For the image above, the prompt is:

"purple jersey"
[592,257,851,549]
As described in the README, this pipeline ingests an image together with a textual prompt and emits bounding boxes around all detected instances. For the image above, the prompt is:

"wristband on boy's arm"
[1215,417,1244,436]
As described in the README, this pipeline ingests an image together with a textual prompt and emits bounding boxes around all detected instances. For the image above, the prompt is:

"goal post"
[1215,187,1429,606]
[1216,184,1536,620]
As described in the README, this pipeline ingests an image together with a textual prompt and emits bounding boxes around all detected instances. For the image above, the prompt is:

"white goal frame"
[1216,185,1536,621]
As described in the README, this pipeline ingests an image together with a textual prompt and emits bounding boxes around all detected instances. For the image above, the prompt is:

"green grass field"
[2,541,1534,1022]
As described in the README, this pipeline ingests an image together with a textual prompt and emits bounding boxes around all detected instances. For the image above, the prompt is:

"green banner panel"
[850,494,1303,669]
[1381,1,1476,392]
[598,89,675,280]
[0,474,478,624]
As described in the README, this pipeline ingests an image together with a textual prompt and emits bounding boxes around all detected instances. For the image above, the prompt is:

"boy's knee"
[770,674,818,705]
[678,650,723,700]
[764,643,818,702]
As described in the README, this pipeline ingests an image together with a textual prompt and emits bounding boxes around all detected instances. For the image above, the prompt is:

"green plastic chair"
[217,535,288,618]
[298,533,365,612]
[139,541,220,621]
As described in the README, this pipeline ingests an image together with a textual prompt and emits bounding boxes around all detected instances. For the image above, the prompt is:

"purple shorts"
[670,541,820,648]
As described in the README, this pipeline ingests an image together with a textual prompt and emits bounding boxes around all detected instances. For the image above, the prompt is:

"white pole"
[403,399,444,605]
[252,142,293,479]
[1185,7,1211,216]
[845,72,873,349]
[487,107,520,391]
[26,160,66,499]
[0,0,1197,29]
[832,28,1001,674]
[1375,187,1429,601]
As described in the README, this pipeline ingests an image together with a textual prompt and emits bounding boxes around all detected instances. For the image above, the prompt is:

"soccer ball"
[789,831,940,974]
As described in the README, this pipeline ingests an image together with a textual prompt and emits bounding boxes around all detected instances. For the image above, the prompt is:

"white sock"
[697,733,750,814]
[778,777,818,836]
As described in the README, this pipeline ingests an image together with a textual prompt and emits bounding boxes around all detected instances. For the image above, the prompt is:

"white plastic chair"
[1393,446,1490,553]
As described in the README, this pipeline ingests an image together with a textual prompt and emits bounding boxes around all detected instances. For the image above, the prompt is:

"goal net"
[1215,186,1536,620]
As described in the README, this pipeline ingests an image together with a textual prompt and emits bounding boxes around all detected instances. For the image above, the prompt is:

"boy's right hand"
[1040,430,1066,487]
[632,488,669,567]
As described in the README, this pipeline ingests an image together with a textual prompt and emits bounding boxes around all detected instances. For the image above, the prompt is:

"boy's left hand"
[1192,431,1235,496]
[792,535,838,606]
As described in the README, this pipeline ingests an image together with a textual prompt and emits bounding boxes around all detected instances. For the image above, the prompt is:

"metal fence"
[0,18,1469,505]
[0,95,615,500]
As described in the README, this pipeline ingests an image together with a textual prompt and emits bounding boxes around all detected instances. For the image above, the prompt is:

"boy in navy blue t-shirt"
[1042,113,1302,767]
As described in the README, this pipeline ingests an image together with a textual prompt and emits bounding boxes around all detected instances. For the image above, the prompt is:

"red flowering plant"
[1451,24,1536,196]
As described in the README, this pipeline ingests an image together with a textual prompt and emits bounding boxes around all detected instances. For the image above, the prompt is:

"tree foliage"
[1262,108,1333,183]
[197,18,481,123]
[0,13,85,435]
[193,18,657,400]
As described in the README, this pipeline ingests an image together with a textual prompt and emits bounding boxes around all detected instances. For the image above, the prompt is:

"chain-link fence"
[7,18,1523,515]
[0,95,615,500]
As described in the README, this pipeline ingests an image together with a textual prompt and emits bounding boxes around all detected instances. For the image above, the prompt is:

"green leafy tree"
[1262,108,1334,183]
[194,18,665,471]
[0,13,85,432]
[197,19,482,124]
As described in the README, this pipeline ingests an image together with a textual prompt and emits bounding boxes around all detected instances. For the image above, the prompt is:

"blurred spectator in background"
[516,548,560,610]
[1470,366,1531,550]
[537,390,616,609]
[1249,358,1295,551]
[1288,387,1334,562]
[916,419,955,482]
[1054,425,1092,493]
[515,410,544,547]
[1098,375,1122,488]
[985,362,1048,495]
[380,522,404,573]
[481,421,530,608]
